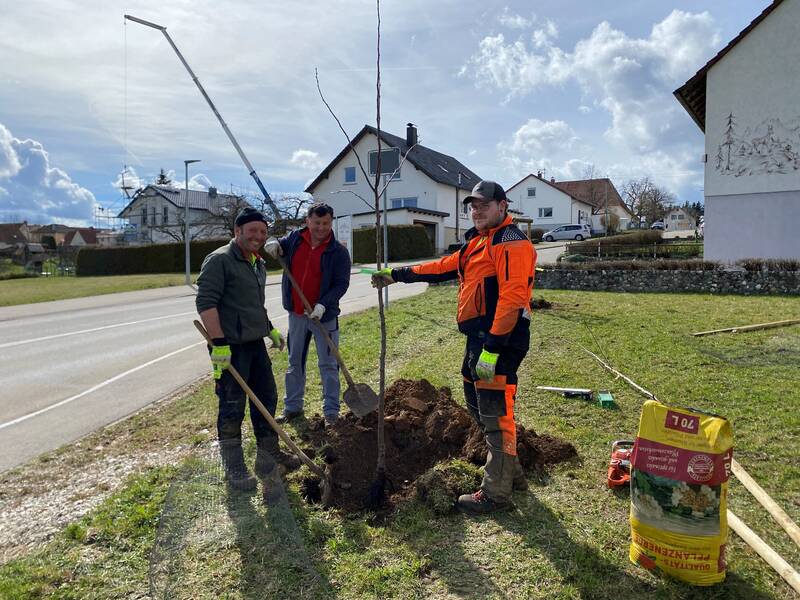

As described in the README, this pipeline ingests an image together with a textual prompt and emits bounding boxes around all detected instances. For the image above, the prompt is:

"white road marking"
[0,342,205,431]
[0,311,197,349]
[0,292,284,350]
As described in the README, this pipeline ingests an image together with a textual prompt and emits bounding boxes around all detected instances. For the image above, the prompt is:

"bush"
[353,224,434,263]
[75,239,282,276]
[737,258,800,272]
[571,230,662,251]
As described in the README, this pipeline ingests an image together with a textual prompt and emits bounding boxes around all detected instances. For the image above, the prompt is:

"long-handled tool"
[194,320,333,504]
[276,255,379,417]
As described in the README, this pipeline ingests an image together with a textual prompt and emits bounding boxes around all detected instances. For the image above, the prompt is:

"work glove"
[268,328,285,351]
[264,238,282,259]
[210,339,231,380]
[370,268,394,289]
[475,349,499,381]
[308,303,325,321]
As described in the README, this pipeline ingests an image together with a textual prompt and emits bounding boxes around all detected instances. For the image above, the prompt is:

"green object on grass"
[598,390,615,408]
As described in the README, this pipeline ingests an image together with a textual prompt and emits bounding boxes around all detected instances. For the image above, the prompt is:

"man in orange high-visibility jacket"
[372,180,536,514]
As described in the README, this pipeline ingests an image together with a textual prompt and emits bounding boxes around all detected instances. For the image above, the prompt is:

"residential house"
[552,178,634,233]
[28,223,72,247]
[63,227,99,247]
[506,173,594,232]
[664,207,697,231]
[117,185,240,244]
[0,222,30,253]
[674,0,799,260]
[306,124,482,252]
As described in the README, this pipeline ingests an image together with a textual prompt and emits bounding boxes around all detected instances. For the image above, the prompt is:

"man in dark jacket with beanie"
[196,207,300,491]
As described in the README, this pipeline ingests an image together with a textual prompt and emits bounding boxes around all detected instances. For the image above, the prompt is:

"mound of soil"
[300,379,577,512]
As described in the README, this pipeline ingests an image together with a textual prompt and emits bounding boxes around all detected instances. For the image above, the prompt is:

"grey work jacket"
[196,240,272,344]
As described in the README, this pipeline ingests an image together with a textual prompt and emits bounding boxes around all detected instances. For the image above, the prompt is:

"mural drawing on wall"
[715,112,800,177]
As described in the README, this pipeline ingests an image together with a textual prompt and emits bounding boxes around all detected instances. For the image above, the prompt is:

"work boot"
[219,439,257,491]
[512,458,528,491]
[260,436,302,472]
[323,414,338,429]
[254,439,277,479]
[457,489,513,515]
[276,409,304,424]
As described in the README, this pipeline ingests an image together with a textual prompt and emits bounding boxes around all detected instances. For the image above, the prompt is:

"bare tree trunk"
[374,0,386,481]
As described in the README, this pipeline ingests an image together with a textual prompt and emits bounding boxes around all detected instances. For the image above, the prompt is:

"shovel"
[194,319,333,504]
[275,255,379,417]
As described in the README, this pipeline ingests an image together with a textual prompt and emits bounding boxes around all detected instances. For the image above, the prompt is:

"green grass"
[1,288,799,598]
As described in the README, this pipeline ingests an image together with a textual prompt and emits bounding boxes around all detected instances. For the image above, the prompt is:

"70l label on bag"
[665,410,699,434]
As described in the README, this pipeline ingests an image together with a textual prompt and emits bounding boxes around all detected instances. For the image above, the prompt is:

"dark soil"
[299,379,577,512]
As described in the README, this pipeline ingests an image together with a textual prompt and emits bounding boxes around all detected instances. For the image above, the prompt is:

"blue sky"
[0,0,767,226]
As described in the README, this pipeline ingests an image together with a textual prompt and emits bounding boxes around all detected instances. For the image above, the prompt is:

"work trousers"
[462,335,527,503]
[283,312,341,418]
[214,339,278,444]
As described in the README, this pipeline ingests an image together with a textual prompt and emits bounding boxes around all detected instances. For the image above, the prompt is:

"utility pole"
[184,159,201,287]
[604,178,609,237]
[455,172,462,243]
[382,174,390,308]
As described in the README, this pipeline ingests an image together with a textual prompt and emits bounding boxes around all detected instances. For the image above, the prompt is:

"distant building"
[117,185,243,244]
[0,222,30,252]
[506,173,594,232]
[306,123,482,252]
[63,227,99,247]
[664,207,697,231]
[552,178,634,232]
[674,0,799,260]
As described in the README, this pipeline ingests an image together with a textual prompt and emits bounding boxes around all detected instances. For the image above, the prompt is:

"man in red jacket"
[373,181,536,514]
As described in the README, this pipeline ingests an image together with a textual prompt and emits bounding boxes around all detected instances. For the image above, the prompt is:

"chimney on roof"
[208,187,217,198]
[406,123,418,147]
[550,176,555,183]
[536,171,542,178]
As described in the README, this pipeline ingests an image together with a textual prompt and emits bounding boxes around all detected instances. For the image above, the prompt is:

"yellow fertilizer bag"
[629,400,733,585]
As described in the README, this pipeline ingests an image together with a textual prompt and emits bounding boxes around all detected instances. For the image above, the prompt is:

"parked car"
[650,221,665,230]
[542,224,592,242]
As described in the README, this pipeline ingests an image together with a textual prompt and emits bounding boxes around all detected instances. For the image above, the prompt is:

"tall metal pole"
[184,159,200,286]
[124,14,281,221]
[455,172,462,243]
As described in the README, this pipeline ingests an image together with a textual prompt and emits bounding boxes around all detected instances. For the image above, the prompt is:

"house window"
[677,214,685,220]
[671,214,678,221]
[527,187,536,197]
[538,207,553,218]
[369,148,401,179]
[141,207,147,227]
[391,197,418,209]
[344,166,356,184]
[151,207,157,226]
[163,206,169,224]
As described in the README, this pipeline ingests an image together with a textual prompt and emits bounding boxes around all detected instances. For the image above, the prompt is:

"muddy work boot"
[254,439,277,479]
[259,436,302,472]
[457,489,513,515]
[512,458,528,492]
[275,409,304,424]
[219,439,257,491]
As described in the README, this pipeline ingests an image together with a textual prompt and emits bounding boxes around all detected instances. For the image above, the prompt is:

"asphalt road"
[0,272,427,473]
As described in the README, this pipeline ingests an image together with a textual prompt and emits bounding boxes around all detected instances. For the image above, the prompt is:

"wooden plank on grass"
[692,319,800,337]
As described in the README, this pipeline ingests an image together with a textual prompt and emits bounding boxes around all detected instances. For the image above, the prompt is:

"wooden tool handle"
[728,509,800,594]
[275,256,356,387]
[732,459,800,548]
[194,320,326,481]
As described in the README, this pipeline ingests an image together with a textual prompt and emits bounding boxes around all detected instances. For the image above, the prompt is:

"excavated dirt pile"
[300,379,577,512]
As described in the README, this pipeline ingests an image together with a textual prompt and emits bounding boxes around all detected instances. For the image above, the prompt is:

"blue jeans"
[283,312,341,417]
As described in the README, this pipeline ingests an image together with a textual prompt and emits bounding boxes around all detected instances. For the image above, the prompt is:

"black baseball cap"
[463,180,510,204]
[235,207,269,227]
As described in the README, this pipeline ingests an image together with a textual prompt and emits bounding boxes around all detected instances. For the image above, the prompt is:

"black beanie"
[235,207,268,227]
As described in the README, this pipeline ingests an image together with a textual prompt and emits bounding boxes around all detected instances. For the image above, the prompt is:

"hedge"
[353,224,434,263]
[75,239,282,276]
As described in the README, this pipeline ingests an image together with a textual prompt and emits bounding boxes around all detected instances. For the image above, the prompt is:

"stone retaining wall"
[535,269,800,295]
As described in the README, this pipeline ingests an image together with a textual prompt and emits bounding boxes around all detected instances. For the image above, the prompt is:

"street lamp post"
[184,159,201,286]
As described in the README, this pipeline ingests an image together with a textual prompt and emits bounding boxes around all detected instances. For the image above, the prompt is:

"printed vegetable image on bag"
[629,400,733,586]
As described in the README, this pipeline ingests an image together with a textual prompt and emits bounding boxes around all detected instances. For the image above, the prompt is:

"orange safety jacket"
[392,214,536,351]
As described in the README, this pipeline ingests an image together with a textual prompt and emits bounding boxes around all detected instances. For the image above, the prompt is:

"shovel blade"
[343,383,379,417]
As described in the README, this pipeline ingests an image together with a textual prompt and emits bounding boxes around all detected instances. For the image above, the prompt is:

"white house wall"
[703,0,800,260]
[311,134,444,218]
[507,176,593,230]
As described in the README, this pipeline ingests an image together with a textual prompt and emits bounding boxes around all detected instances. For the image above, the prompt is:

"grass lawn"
[1,287,798,598]
[0,270,283,307]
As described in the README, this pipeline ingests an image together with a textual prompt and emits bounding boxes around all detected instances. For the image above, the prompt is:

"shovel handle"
[194,320,327,481]
[275,256,357,387]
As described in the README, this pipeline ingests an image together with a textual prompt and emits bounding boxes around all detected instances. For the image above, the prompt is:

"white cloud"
[0,123,96,224]
[507,119,578,156]
[497,8,534,30]
[290,149,324,171]
[464,10,718,195]
[578,105,592,114]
